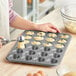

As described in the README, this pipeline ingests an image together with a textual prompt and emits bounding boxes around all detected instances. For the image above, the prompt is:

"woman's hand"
[27,71,45,76]
[0,36,3,48]
[36,23,60,33]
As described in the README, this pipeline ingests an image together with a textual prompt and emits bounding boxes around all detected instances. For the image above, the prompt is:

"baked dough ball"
[37,32,45,36]
[31,41,41,45]
[46,38,55,42]
[34,37,44,41]
[60,35,69,39]
[43,43,52,47]
[26,31,34,35]
[55,44,64,48]
[25,36,32,39]
[58,39,67,43]
[64,72,76,76]
[48,33,57,38]
[24,40,29,44]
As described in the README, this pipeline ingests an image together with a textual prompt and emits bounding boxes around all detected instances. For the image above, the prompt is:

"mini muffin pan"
[6,30,71,66]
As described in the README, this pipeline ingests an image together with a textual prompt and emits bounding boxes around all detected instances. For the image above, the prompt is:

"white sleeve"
[0,0,10,39]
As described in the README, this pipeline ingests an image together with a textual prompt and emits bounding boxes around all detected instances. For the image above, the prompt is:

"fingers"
[36,23,61,33]
[33,71,45,76]
[27,71,45,76]
[48,23,61,33]
[33,73,41,76]
[41,23,61,33]
[37,71,45,76]
[51,26,61,33]
[47,28,57,33]
[42,25,57,33]
[27,73,33,76]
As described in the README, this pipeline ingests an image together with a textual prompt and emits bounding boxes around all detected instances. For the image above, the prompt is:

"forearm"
[10,15,37,30]
[9,12,60,33]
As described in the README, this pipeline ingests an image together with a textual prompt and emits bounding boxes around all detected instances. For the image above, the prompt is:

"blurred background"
[1,0,75,39]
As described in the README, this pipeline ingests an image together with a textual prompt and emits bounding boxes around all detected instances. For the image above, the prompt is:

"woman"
[0,0,60,48]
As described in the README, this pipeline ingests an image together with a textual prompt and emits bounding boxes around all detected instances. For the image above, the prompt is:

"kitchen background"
[0,0,76,39]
